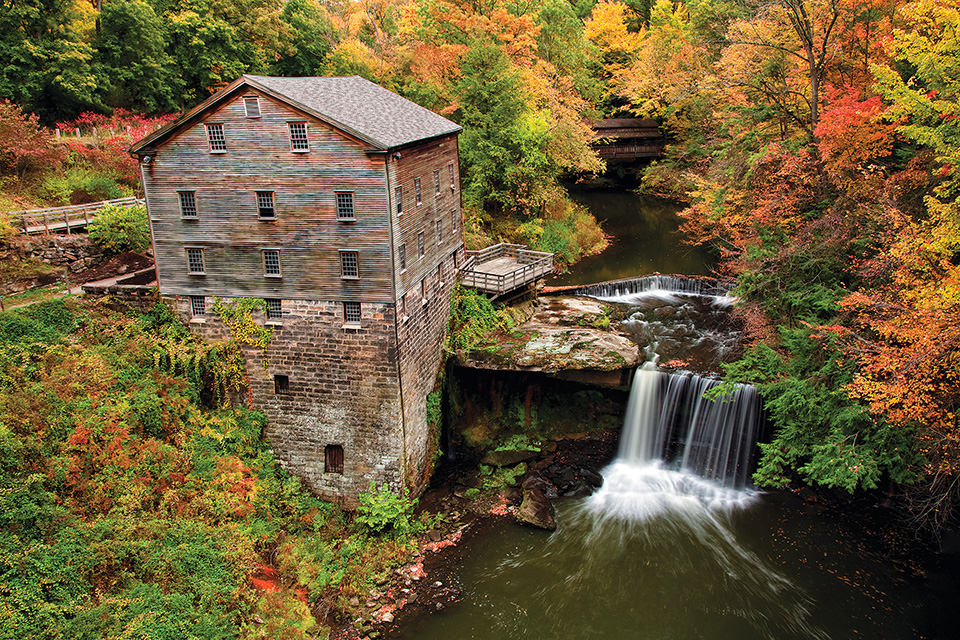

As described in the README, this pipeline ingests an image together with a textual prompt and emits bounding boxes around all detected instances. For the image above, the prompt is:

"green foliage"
[0,298,424,637]
[426,391,442,428]
[355,482,419,536]
[87,203,150,253]
[43,166,125,205]
[724,328,922,492]
[212,297,272,356]
[0,298,79,346]
[94,0,178,114]
[446,284,499,351]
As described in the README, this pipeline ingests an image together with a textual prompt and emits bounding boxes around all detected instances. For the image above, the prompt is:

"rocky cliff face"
[454,296,639,385]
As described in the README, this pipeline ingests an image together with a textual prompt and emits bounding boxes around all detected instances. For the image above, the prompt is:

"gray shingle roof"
[244,75,461,149]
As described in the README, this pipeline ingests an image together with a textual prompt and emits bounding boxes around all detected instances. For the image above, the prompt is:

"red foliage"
[0,100,64,178]
[816,85,897,186]
[55,110,176,188]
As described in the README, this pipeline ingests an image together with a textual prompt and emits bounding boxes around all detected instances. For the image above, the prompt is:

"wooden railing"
[461,243,554,295]
[11,197,145,235]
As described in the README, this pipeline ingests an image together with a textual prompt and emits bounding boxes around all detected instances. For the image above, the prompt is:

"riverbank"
[326,430,620,639]
[376,460,959,640]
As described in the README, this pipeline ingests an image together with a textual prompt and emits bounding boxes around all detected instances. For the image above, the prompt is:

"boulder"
[581,468,604,488]
[516,482,556,531]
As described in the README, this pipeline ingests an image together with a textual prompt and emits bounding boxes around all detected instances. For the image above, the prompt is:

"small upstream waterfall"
[574,274,736,302]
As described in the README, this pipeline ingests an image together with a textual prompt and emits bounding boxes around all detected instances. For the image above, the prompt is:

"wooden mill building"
[130,75,465,505]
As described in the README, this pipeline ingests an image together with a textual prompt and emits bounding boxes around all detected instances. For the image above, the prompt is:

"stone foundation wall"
[174,295,405,508]
[1,236,106,273]
[395,247,463,493]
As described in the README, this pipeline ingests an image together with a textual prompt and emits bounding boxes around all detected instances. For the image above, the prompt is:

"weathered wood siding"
[142,90,394,302]
[387,134,464,300]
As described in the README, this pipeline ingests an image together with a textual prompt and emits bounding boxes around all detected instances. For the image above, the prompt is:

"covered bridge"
[587,118,665,160]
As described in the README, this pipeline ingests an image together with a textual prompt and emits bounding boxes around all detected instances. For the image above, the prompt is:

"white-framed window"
[418,231,425,257]
[206,124,226,152]
[399,243,406,271]
[343,301,361,325]
[340,251,359,278]
[263,249,282,277]
[190,295,205,316]
[289,122,309,151]
[434,170,440,196]
[186,248,205,274]
[395,186,402,215]
[437,219,442,244]
[449,163,455,189]
[415,178,422,205]
[256,191,275,219]
[265,298,282,319]
[243,96,260,118]
[178,191,197,218]
[336,192,355,220]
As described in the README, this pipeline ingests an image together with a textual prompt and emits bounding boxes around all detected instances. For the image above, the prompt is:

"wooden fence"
[460,243,554,296]
[9,197,145,236]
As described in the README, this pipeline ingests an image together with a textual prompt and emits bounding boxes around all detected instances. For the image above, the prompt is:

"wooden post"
[43,213,49,234]
[65,211,71,235]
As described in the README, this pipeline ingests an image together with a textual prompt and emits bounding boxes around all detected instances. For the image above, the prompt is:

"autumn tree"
[836,0,960,531]
[94,0,178,114]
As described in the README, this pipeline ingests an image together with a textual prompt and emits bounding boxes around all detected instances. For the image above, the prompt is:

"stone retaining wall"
[1,235,106,273]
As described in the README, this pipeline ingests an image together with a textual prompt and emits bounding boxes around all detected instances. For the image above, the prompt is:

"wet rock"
[517,483,557,531]
[349,597,360,607]
[429,529,442,542]
[380,612,394,623]
[556,467,577,490]
[563,479,593,499]
[481,448,539,467]
[582,468,604,488]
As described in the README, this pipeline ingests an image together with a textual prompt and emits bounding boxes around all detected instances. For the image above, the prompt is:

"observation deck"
[460,243,554,298]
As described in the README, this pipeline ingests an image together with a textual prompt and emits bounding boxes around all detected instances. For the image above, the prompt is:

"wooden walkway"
[460,244,553,297]
[9,197,145,235]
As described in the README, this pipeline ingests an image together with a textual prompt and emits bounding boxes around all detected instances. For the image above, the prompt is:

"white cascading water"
[574,274,735,300]
[587,362,761,521]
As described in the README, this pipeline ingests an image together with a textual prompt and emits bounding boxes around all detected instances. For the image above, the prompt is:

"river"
[391,188,960,640]
[550,187,716,286]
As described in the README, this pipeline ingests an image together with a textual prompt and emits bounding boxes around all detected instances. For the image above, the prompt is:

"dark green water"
[550,187,716,286]
[395,479,956,640]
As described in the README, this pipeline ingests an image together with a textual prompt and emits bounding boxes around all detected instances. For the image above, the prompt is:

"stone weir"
[454,295,640,388]
[543,273,735,299]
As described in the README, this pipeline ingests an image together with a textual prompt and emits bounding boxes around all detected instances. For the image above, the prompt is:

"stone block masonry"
[175,295,406,508]
[395,249,463,493]
[172,245,462,507]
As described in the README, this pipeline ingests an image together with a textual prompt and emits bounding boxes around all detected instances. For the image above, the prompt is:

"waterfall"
[587,364,761,521]
[618,364,760,488]
[573,275,736,302]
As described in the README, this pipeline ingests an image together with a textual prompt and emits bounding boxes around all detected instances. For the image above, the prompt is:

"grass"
[1,282,71,309]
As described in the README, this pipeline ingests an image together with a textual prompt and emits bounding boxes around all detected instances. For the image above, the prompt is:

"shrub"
[88,203,150,253]
[42,167,125,205]
[355,482,418,536]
